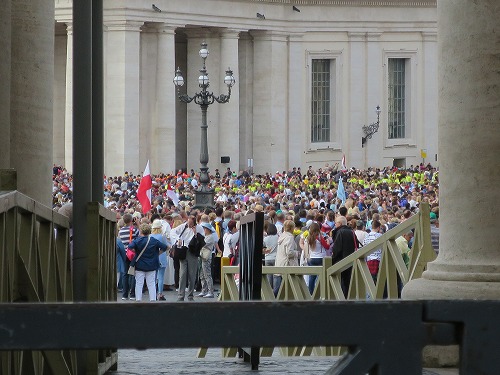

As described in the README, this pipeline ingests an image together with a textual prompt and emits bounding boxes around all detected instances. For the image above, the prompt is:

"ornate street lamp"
[173,42,235,209]
[361,105,381,147]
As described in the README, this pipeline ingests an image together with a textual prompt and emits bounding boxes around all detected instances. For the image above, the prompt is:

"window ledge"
[385,140,416,148]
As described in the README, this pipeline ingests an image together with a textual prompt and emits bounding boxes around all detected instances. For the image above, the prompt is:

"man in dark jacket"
[332,216,359,298]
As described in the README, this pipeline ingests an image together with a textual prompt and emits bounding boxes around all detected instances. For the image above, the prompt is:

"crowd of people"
[52,162,440,301]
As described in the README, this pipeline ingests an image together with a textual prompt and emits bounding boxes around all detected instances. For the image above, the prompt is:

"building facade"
[54,0,438,177]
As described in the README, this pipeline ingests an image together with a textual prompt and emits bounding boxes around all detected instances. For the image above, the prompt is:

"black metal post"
[72,0,92,303]
[91,0,103,204]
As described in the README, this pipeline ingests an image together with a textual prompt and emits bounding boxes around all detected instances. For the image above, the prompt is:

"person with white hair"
[127,223,168,301]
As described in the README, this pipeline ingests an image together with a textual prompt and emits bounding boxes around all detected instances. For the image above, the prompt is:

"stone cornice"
[229,0,435,6]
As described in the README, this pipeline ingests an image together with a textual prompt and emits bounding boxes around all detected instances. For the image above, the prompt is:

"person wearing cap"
[198,222,216,298]
[127,223,168,301]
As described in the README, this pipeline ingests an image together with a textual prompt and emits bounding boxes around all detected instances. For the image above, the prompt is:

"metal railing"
[2,300,499,374]
[0,185,116,375]
[326,203,435,300]
[218,204,435,357]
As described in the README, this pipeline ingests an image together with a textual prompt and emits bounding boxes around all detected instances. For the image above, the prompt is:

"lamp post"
[361,105,381,147]
[173,42,235,209]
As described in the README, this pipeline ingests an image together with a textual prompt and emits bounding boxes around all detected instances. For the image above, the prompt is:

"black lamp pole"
[362,105,382,147]
[173,42,235,209]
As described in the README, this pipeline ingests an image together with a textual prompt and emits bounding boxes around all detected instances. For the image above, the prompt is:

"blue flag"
[337,177,346,205]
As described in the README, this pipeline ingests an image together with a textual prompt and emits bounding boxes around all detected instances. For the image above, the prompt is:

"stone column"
[185,32,205,173]
[0,0,11,170]
[64,22,73,172]
[288,32,305,169]
[365,32,382,168]
[421,32,438,166]
[53,22,67,167]
[403,0,500,299]
[139,24,157,173]
[155,25,177,174]
[105,21,142,176]
[347,32,366,169]
[10,0,54,206]
[251,31,288,174]
[238,32,253,174]
[174,35,188,171]
[218,29,240,172]
[185,30,222,174]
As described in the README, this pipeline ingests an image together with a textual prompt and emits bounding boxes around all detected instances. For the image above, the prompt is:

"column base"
[403,269,500,369]
[193,189,214,211]
[403,269,500,300]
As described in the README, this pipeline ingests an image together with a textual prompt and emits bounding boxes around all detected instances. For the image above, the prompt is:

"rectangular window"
[311,59,331,143]
[388,58,406,139]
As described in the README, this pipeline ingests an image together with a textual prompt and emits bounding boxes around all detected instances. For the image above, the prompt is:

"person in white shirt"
[170,216,197,301]
[363,220,383,283]
[263,223,279,289]
[354,220,367,245]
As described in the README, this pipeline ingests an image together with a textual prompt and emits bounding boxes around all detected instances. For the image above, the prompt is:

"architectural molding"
[105,20,143,32]
[226,0,436,6]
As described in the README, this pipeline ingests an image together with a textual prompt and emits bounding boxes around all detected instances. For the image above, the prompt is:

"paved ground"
[109,348,458,375]
[111,286,458,375]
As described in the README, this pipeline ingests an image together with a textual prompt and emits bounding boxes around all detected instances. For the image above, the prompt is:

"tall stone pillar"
[185,31,223,174]
[238,32,253,174]
[155,25,177,174]
[10,0,54,206]
[174,35,188,171]
[0,0,11,170]
[218,29,240,172]
[64,22,73,172]
[347,32,366,169]
[288,33,305,169]
[403,0,500,299]
[185,32,205,173]
[421,32,438,166]
[251,31,288,174]
[105,21,142,176]
[365,32,382,168]
[53,22,67,167]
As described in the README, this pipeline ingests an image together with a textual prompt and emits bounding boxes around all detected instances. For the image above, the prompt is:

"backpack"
[188,232,205,257]
[214,221,224,254]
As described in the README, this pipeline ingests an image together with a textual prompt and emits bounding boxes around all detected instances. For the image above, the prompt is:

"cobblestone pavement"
[112,287,457,374]
[108,348,457,375]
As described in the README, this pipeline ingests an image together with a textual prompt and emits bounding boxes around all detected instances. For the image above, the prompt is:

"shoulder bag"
[127,236,151,276]
[172,225,189,261]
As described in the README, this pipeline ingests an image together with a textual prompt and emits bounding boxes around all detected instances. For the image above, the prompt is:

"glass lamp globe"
[198,74,209,86]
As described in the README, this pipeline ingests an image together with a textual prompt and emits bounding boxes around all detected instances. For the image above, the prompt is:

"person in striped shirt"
[119,214,139,300]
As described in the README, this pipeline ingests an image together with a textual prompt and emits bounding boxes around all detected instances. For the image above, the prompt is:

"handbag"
[127,236,151,276]
[200,247,211,261]
[172,224,189,261]
[126,226,136,261]
[126,248,136,262]
[172,245,188,261]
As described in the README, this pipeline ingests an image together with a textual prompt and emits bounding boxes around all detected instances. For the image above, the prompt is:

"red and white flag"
[137,160,152,213]
[166,184,179,207]
[341,154,347,171]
